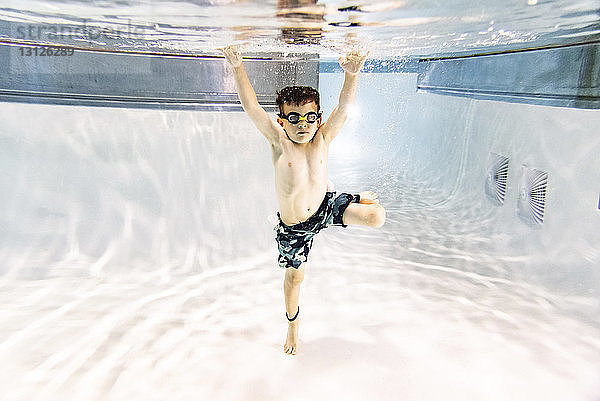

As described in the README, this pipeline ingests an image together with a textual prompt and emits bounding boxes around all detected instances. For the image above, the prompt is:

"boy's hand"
[339,50,369,74]
[220,44,242,67]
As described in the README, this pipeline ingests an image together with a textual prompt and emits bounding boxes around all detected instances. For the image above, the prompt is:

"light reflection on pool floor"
[1,205,599,401]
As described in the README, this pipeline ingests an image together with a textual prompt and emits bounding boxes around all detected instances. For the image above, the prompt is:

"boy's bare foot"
[284,318,299,355]
[358,190,379,204]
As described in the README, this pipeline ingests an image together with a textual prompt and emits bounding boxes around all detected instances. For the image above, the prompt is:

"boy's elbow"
[337,101,355,114]
[241,100,261,115]
[334,106,350,118]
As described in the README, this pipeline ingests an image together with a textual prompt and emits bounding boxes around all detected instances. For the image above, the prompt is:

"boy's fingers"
[220,44,238,51]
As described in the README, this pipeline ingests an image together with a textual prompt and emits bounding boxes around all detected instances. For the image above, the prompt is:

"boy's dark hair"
[276,86,320,114]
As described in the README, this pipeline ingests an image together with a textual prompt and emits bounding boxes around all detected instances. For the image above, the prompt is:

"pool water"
[1,1,599,400]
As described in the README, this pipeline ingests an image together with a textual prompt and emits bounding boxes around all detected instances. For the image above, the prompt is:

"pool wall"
[0,105,277,278]
[0,55,598,307]
[321,70,600,301]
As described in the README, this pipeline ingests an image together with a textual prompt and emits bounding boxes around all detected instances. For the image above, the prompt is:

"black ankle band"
[353,194,361,203]
[286,306,299,322]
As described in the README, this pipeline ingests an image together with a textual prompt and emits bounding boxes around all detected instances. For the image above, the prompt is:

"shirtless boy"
[221,45,386,355]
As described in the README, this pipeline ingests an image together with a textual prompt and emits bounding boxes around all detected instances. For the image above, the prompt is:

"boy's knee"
[370,205,386,228]
[284,265,305,286]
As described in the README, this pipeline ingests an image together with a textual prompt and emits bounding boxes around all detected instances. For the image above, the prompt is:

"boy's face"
[277,101,322,144]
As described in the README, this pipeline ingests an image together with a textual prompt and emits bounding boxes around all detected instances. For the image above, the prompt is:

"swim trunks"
[274,191,359,269]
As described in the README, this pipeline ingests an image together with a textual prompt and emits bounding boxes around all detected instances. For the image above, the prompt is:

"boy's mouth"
[297,131,307,135]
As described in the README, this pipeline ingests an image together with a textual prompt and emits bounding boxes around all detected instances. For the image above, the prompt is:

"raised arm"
[321,50,369,145]
[221,45,280,144]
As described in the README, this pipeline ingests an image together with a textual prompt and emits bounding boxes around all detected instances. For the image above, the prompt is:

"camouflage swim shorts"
[274,191,359,269]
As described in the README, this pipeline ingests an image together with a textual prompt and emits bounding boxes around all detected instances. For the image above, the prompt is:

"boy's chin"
[295,131,315,141]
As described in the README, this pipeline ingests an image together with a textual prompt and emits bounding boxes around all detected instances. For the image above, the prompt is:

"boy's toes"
[284,343,297,354]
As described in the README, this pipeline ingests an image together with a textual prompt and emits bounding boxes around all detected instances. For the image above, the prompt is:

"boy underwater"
[221,45,386,355]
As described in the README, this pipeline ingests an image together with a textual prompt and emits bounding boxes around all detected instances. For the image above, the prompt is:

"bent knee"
[369,205,386,228]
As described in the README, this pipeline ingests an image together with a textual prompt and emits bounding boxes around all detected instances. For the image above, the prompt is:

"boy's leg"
[283,262,305,355]
[341,191,386,228]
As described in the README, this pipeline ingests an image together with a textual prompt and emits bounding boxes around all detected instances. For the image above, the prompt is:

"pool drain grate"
[485,152,509,206]
[517,165,548,225]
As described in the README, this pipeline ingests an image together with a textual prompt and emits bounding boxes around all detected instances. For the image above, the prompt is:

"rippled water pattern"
[1,0,599,57]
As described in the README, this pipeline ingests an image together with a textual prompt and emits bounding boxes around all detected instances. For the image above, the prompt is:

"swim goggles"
[278,111,321,124]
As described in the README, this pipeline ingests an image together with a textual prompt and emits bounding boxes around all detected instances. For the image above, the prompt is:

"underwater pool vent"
[517,166,548,225]
[485,153,509,205]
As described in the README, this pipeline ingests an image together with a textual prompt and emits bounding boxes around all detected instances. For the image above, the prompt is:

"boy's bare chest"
[275,147,326,171]
[272,137,328,187]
